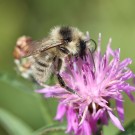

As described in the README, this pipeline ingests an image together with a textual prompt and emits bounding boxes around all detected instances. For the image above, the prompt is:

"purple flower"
[37,34,135,135]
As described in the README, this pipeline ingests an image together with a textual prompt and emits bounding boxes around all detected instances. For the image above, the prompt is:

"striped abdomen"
[33,53,53,83]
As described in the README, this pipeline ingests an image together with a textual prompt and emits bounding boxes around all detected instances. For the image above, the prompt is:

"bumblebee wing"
[22,37,63,57]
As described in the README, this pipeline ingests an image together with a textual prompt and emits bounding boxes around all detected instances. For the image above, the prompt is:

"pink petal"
[82,120,92,135]
[55,103,66,121]
[66,108,79,133]
[116,99,124,123]
[100,111,108,125]
[108,111,124,131]
[79,106,88,125]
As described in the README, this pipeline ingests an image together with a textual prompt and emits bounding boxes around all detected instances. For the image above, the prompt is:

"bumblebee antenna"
[85,32,97,72]
[89,39,97,53]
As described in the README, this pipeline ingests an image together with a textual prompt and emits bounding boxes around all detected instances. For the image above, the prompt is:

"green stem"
[35,93,53,124]
[32,124,66,135]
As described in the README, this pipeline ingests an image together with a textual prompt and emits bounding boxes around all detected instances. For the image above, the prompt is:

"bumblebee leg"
[55,58,76,94]
[89,48,96,71]
[57,73,76,94]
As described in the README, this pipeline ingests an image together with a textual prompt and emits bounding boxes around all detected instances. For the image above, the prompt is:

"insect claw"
[65,86,81,97]
[75,92,81,98]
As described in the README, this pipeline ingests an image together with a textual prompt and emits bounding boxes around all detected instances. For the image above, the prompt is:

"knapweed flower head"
[37,34,135,135]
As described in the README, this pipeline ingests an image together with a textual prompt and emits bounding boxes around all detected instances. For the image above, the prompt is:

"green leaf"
[0,72,55,125]
[117,120,135,135]
[0,108,33,135]
[32,124,66,135]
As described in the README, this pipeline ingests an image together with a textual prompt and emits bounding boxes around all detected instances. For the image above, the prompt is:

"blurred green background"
[0,0,135,135]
